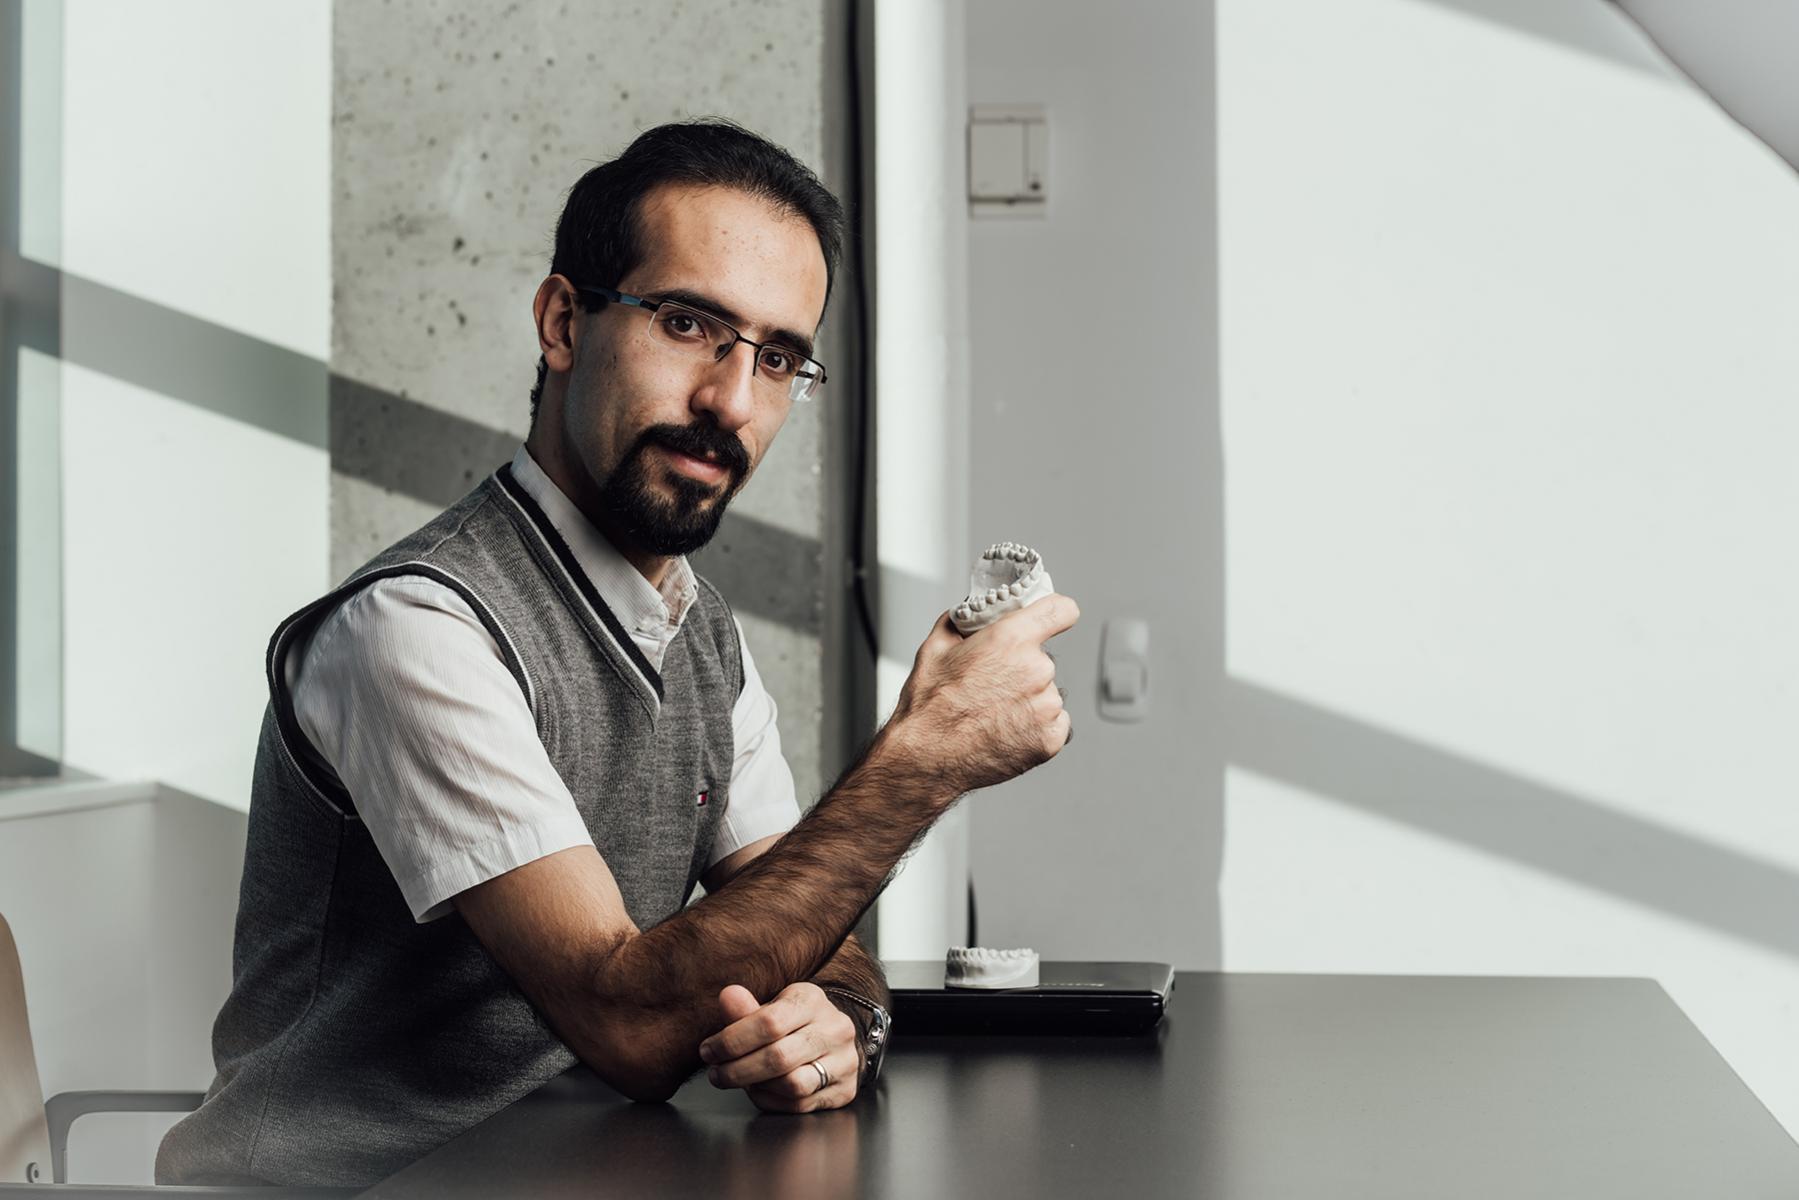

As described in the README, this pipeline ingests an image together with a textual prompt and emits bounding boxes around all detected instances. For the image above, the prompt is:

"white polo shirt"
[285,445,801,922]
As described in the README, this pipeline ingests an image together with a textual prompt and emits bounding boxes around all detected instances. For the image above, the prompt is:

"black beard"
[596,423,750,557]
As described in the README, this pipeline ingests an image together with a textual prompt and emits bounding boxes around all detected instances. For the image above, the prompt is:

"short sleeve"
[709,617,802,867]
[288,575,594,922]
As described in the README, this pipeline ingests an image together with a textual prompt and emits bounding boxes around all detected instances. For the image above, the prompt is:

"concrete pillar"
[330,1,864,808]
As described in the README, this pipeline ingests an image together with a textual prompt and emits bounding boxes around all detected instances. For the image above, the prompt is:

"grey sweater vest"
[156,465,743,1187]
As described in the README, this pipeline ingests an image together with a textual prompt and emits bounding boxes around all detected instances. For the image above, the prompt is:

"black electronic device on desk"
[886,959,1175,1035]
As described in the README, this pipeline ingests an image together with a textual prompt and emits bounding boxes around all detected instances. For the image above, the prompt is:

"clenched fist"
[885,593,1080,796]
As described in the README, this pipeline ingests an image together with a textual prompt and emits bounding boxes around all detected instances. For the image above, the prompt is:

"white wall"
[52,0,332,808]
[873,0,978,959]
[1217,0,1799,1136]
[957,0,1799,1140]
[0,786,245,1184]
[962,0,1224,967]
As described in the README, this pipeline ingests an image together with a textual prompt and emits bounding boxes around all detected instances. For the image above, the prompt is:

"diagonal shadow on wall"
[328,374,515,507]
[25,127,1794,955]
[1229,677,1799,961]
[1405,0,1670,75]
[33,261,1799,955]
[6,252,830,637]
[329,375,825,636]
[59,269,328,447]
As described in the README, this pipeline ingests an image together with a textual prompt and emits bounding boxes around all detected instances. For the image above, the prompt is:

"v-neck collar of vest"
[492,463,667,710]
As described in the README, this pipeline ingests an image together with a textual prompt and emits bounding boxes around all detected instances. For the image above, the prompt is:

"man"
[158,119,1076,1187]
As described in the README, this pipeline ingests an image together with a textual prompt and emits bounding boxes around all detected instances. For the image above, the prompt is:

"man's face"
[559,183,829,557]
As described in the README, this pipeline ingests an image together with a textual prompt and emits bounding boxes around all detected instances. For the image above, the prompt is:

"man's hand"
[886,593,1080,795]
[699,983,861,1113]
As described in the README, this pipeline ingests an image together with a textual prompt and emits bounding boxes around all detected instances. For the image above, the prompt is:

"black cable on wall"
[846,0,879,663]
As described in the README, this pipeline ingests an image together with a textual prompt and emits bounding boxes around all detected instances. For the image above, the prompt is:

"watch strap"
[820,985,889,1085]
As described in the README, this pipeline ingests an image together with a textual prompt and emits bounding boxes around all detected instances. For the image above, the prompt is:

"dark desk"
[361,973,1799,1199]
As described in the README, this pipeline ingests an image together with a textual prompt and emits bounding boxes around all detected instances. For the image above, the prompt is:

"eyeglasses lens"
[646,303,822,403]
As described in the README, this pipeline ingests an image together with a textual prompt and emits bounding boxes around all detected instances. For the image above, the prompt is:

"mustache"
[635,423,751,482]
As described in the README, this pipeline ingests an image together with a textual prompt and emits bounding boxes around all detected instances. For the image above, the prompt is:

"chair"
[0,913,352,1198]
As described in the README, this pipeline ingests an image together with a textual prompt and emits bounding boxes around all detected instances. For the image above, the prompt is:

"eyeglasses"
[575,284,827,404]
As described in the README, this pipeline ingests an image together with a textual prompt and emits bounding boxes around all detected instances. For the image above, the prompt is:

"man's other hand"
[699,983,861,1112]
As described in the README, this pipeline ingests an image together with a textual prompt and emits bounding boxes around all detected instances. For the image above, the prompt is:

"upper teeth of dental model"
[945,946,1041,990]
[951,542,1054,635]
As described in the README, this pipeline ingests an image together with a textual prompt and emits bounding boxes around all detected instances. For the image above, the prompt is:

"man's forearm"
[588,722,942,1089]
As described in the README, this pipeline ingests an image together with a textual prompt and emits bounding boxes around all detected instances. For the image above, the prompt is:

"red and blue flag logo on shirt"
[696,790,709,807]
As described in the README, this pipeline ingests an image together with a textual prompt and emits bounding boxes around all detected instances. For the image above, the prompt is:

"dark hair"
[529,118,845,423]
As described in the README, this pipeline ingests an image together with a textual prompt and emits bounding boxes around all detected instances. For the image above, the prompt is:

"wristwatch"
[821,986,891,1087]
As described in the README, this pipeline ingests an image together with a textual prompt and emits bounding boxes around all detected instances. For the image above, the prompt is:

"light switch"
[1098,618,1151,723]
[1104,662,1146,704]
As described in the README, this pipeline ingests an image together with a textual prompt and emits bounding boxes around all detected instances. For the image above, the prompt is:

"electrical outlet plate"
[969,103,1048,219]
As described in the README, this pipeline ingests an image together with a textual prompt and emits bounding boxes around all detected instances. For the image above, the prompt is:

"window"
[2,0,64,781]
